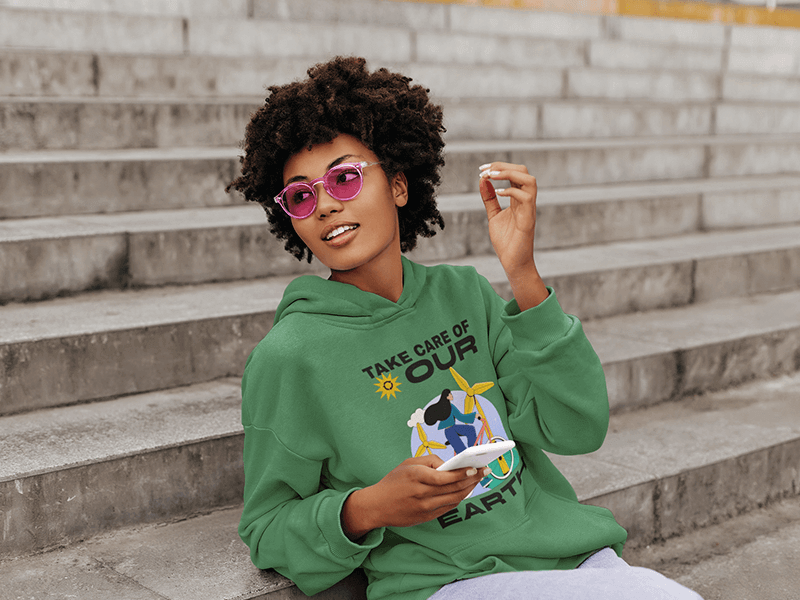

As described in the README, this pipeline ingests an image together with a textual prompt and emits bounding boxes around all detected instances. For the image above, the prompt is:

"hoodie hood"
[274,256,426,326]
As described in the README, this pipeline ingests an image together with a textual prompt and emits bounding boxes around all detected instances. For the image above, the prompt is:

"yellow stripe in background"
[398,0,800,29]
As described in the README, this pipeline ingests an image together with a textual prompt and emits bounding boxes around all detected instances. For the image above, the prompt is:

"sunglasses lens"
[283,184,316,218]
[325,164,363,200]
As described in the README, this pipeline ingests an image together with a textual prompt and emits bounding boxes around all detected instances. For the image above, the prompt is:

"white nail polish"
[479,169,490,179]
[482,467,492,476]
[466,468,477,476]
[494,188,506,194]
[479,163,492,171]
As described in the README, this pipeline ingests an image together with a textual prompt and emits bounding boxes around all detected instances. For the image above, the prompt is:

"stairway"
[1,1,799,598]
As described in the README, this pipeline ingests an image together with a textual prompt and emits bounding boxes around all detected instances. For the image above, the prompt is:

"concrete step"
[0,378,243,559]
[1,246,799,413]
[0,0,252,18]
[715,102,800,135]
[587,38,724,72]
[0,7,186,55]
[566,67,720,102]
[3,136,798,225]
[1,8,798,90]
[0,49,759,102]
[722,72,800,103]
[440,135,800,192]
[2,0,792,53]
[0,97,719,152]
[0,49,313,99]
[3,46,799,103]
[452,223,800,315]
[0,147,240,220]
[0,277,285,416]
[552,370,800,547]
[3,192,800,302]
[0,97,259,151]
[2,371,798,596]
[4,134,797,218]
[5,95,800,151]
[628,495,800,600]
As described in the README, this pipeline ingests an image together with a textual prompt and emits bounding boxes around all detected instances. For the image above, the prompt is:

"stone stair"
[1,1,800,598]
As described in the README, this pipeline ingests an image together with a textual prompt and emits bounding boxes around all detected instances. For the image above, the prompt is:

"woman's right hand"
[341,455,488,541]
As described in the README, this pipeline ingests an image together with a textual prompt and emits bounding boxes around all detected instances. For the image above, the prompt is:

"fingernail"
[494,188,506,194]
[479,163,492,171]
[483,467,492,476]
[479,170,500,179]
[466,468,478,476]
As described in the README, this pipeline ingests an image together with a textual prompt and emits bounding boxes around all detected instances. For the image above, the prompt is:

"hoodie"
[239,257,627,600]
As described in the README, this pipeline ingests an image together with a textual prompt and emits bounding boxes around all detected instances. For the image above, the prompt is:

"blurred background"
[1,1,799,599]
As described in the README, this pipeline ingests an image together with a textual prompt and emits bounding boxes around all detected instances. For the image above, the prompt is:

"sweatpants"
[428,548,704,600]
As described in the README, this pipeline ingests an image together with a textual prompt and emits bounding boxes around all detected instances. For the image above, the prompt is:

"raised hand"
[341,455,488,540]
[479,162,549,310]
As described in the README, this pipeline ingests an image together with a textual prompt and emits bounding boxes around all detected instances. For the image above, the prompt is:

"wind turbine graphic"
[449,367,511,475]
[414,423,447,457]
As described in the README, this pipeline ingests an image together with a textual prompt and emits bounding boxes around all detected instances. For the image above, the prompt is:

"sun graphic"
[374,373,402,400]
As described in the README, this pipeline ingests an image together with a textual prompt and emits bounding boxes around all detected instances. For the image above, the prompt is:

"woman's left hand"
[479,162,549,310]
[479,162,538,275]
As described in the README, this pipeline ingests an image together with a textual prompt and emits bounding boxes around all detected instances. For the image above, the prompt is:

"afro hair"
[227,56,447,262]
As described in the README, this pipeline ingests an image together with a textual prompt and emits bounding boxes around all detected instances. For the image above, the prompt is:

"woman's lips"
[323,223,360,246]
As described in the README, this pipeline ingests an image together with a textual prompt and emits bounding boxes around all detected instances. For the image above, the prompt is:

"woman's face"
[282,133,408,276]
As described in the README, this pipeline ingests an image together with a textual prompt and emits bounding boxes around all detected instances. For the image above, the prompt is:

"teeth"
[325,225,356,240]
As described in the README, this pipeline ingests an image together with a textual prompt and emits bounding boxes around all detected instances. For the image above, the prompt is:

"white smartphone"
[436,440,516,472]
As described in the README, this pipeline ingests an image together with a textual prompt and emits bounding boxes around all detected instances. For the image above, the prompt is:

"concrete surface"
[6,96,799,151]
[6,497,798,600]
[3,365,799,558]
[3,48,798,102]
[0,277,286,414]
[0,99,258,151]
[589,39,724,71]
[4,141,799,220]
[627,496,800,600]
[3,194,799,301]
[0,1,798,595]
[717,103,800,135]
[0,505,368,600]
[0,147,240,219]
[0,8,185,54]
[722,72,800,102]
[0,379,244,558]
[0,0,250,18]
[2,267,799,413]
[3,373,799,595]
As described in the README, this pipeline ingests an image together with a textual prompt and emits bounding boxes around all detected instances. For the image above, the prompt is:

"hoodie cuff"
[501,287,573,351]
[319,489,385,559]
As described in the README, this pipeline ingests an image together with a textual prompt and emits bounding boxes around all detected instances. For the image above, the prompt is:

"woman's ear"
[391,172,409,208]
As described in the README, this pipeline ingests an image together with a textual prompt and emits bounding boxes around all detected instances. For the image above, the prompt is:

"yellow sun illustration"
[375,373,402,400]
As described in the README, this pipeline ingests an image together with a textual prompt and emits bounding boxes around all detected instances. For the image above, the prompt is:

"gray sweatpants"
[428,548,703,600]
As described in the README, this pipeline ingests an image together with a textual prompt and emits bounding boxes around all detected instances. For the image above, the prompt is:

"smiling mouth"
[324,224,359,241]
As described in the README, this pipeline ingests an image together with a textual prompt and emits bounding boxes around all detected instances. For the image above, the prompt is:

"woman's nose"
[312,181,344,217]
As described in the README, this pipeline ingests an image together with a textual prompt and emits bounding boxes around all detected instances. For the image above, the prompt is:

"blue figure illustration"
[423,388,478,454]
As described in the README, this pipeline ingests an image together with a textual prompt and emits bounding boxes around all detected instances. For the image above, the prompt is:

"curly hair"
[227,56,446,262]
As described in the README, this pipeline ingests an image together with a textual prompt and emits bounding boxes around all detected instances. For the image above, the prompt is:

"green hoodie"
[240,257,627,600]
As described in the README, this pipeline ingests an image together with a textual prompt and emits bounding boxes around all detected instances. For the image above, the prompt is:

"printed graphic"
[408,367,519,497]
[374,372,401,400]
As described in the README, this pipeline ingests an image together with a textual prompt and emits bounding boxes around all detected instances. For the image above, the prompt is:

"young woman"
[228,56,702,600]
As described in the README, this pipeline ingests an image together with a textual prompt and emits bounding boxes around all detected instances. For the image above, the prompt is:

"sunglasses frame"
[274,161,380,219]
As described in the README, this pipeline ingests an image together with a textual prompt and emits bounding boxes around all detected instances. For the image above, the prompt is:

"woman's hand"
[341,455,487,541]
[479,162,549,310]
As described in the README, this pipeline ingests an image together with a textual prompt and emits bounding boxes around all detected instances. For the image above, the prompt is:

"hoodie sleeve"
[482,278,610,456]
[238,342,385,595]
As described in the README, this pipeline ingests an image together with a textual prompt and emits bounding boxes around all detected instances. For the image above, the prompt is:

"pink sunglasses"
[274,161,380,219]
